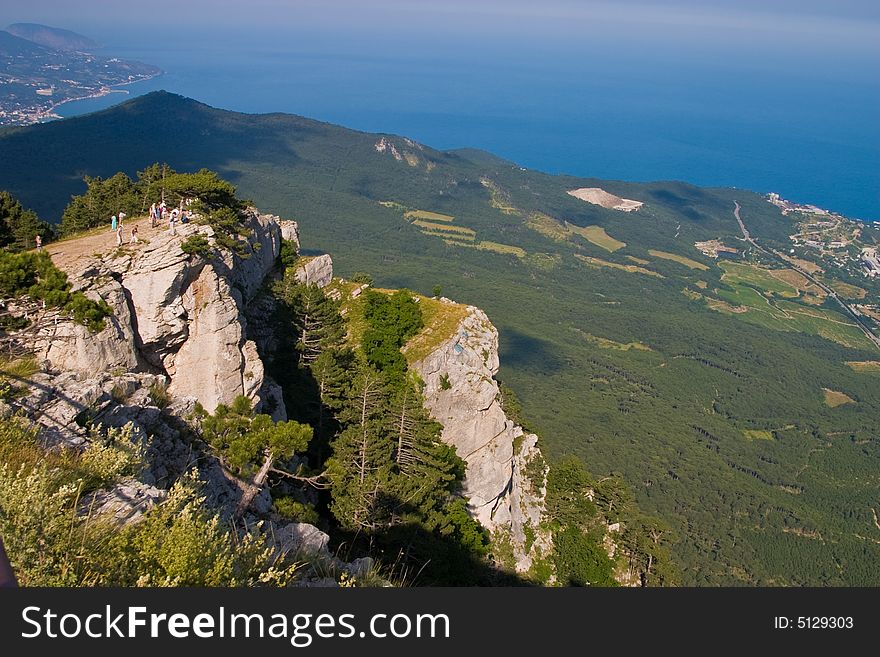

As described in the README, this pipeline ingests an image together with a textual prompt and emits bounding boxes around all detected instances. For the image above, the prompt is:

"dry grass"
[403,297,470,364]
[476,241,526,258]
[822,388,856,407]
[846,360,880,374]
[575,254,663,278]
[743,429,774,441]
[648,249,709,271]
[566,224,626,252]
[421,229,476,242]
[412,220,475,236]
[827,280,867,300]
[405,210,455,222]
[582,333,652,352]
[526,213,569,242]
[626,256,650,265]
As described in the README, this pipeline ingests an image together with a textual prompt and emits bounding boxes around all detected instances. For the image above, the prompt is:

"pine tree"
[275,276,345,366]
[197,396,313,516]
[326,364,394,530]
[0,191,53,251]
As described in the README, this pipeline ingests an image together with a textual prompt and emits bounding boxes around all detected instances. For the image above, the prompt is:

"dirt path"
[46,215,174,273]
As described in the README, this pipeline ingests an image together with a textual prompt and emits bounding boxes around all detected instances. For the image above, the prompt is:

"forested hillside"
[1,92,878,584]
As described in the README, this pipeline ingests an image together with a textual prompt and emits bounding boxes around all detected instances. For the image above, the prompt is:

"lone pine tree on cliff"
[195,396,317,516]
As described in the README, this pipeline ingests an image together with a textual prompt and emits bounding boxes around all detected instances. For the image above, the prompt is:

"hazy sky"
[2,0,878,51]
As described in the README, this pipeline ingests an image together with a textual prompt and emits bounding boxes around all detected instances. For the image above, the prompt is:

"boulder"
[294,254,333,288]
[80,477,166,525]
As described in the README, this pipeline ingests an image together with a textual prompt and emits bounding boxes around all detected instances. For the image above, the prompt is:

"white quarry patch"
[567,187,643,212]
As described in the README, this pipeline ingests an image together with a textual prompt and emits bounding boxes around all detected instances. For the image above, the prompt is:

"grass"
[476,241,526,258]
[626,256,650,265]
[405,210,455,222]
[846,361,880,374]
[827,280,867,300]
[480,178,520,215]
[719,262,799,298]
[412,220,475,236]
[742,429,774,441]
[0,356,39,380]
[566,224,626,252]
[705,278,877,350]
[581,333,652,352]
[444,240,527,258]
[575,254,663,278]
[421,229,476,242]
[648,250,709,271]
[822,388,856,408]
[526,213,569,242]
[402,296,470,364]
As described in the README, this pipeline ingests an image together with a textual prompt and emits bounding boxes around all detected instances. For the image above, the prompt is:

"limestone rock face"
[278,219,300,247]
[294,254,333,288]
[28,208,285,414]
[412,305,551,572]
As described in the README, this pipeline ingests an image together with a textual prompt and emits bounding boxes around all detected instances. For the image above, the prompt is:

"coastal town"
[0,27,160,126]
[767,192,880,280]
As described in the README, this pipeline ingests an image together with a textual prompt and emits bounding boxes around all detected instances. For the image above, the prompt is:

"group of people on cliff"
[108,200,194,244]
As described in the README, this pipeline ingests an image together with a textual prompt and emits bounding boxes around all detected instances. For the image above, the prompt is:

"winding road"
[733,201,880,350]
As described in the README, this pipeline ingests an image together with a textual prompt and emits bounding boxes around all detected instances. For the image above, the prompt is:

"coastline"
[33,72,164,124]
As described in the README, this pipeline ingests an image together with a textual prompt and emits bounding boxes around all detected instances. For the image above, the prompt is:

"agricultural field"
[648,249,710,270]
[575,254,663,278]
[566,223,626,252]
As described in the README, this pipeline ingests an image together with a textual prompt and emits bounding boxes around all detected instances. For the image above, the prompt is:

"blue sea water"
[56,27,880,220]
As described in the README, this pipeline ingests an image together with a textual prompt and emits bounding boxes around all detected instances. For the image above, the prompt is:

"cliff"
[5,207,552,580]
[412,304,551,572]
[28,208,296,415]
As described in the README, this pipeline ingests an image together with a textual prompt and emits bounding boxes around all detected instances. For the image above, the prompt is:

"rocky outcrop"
[25,208,285,414]
[294,254,333,288]
[413,305,551,572]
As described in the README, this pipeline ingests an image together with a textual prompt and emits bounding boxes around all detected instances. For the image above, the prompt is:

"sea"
[55,26,880,221]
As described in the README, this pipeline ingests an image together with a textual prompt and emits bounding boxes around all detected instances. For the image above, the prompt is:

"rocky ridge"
[413,304,551,572]
[5,208,552,579]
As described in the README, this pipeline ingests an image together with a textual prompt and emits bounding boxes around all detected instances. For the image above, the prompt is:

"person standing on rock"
[34,234,42,251]
[150,202,157,228]
[118,211,127,226]
[130,225,139,244]
[111,214,118,232]
[116,223,124,246]
[169,214,177,236]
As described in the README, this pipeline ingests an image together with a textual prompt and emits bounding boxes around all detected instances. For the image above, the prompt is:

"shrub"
[439,373,452,390]
[351,272,373,285]
[180,234,212,258]
[0,250,112,332]
[273,496,320,525]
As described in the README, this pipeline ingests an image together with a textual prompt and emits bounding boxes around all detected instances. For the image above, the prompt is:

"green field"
[719,261,799,297]
[3,91,880,585]
[567,223,626,252]
[649,249,710,270]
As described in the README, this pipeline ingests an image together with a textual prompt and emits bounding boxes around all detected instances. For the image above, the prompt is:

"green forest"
[1,91,878,585]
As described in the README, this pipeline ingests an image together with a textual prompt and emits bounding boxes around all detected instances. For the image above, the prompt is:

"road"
[732,201,880,350]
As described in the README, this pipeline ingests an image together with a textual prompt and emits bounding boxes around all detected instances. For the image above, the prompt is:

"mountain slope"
[5,23,99,51]
[1,91,879,585]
